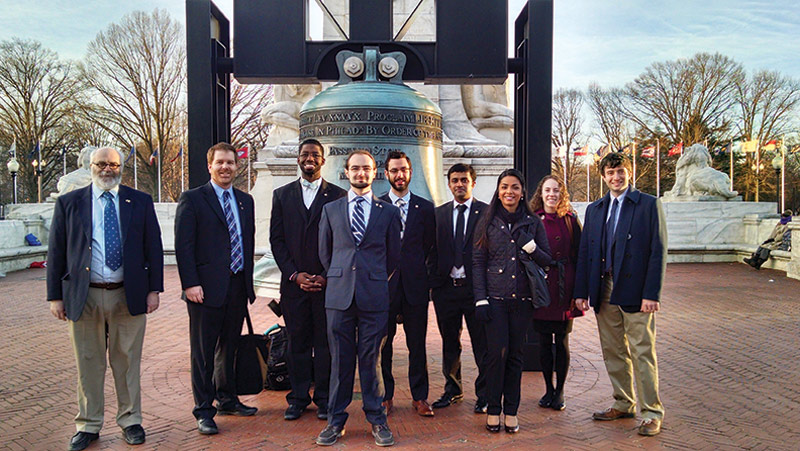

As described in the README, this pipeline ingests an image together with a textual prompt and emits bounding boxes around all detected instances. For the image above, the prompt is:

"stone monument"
[664,143,740,201]
[47,146,95,201]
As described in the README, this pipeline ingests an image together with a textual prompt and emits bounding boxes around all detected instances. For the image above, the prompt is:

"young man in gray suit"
[316,150,402,447]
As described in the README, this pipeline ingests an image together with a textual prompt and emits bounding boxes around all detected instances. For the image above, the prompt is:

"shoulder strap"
[564,214,573,238]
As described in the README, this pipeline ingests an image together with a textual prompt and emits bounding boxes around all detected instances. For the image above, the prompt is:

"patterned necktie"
[604,198,619,272]
[351,197,366,245]
[222,191,244,273]
[102,191,122,271]
[396,198,407,239]
[453,204,467,268]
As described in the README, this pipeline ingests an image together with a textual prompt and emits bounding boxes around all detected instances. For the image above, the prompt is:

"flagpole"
[586,157,590,202]
[656,139,661,197]
[755,139,760,203]
[157,146,162,203]
[37,140,42,204]
[781,135,786,212]
[181,144,185,193]
[247,142,252,193]
[62,146,67,176]
[729,139,734,192]
[632,141,637,188]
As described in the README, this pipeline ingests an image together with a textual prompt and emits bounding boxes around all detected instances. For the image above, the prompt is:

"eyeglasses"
[92,162,121,170]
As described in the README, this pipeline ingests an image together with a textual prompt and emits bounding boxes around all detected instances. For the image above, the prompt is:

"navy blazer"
[574,188,667,311]
[379,192,435,305]
[427,199,488,289]
[318,194,402,312]
[175,182,257,308]
[46,185,164,321]
[270,178,347,299]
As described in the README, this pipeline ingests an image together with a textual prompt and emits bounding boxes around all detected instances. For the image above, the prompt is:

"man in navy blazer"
[175,142,258,436]
[574,152,667,436]
[47,146,163,450]
[316,150,402,447]
[378,151,436,417]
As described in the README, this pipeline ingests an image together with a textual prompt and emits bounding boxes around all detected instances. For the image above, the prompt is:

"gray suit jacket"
[318,194,402,312]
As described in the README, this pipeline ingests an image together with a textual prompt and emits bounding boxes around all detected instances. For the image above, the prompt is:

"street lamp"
[771,154,783,214]
[7,158,20,204]
[31,159,42,203]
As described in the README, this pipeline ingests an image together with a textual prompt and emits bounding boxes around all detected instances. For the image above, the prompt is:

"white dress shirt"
[301,177,321,209]
[211,181,242,238]
[449,197,473,279]
[90,183,124,283]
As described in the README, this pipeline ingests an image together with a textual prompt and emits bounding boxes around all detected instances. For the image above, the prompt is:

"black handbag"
[518,249,551,308]
[235,310,271,395]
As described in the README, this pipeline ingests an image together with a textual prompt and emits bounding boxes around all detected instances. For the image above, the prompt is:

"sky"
[2,0,799,90]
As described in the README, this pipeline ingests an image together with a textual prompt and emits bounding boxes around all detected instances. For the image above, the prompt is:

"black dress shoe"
[432,392,464,409]
[550,391,565,411]
[316,406,328,420]
[68,432,99,451]
[538,391,554,408]
[197,418,218,435]
[372,423,395,447]
[474,398,488,414]
[122,425,145,445]
[217,402,257,416]
[505,423,520,433]
[316,424,345,446]
[284,404,306,420]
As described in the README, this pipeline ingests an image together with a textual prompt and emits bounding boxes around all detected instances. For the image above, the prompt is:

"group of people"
[46,140,667,450]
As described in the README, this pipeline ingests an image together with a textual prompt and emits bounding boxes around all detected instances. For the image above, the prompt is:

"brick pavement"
[1,263,799,450]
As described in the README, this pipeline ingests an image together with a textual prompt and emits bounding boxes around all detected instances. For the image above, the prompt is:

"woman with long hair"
[529,175,584,411]
[473,169,551,433]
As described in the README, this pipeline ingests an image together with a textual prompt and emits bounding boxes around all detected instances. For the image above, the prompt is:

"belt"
[89,281,124,290]
[451,278,466,287]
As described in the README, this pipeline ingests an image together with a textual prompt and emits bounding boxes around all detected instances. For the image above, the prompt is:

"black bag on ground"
[518,250,551,309]
[265,325,291,391]
[235,310,270,395]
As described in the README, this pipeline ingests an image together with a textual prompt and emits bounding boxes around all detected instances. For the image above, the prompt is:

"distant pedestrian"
[744,209,792,270]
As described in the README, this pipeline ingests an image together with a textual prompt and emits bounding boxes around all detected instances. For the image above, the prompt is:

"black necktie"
[604,198,619,272]
[454,204,467,268]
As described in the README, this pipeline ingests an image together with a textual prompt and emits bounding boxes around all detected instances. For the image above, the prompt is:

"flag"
[170,145,183,163]
[124,145,135,164]
[573,145,588,156]
[762,139,778,151]
[149,147,159,166]
[641,145,656,158]
[61,146,67,157]
[596,144,610,157]
[741,139,759,153]
[29,142,40,160]
[668,142,683,156]
[236,146,249,159]
[718,143,732,154]
[618,143,632,154]
[8,139,16,158]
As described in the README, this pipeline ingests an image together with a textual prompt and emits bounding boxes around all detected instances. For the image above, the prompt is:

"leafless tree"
[230,79,273,191]
[552,88,585,191]
[621,53,743,146]
[80,9,185,199]
[734,69,800,142]
[0,38,83,202]
[587,83,631,151]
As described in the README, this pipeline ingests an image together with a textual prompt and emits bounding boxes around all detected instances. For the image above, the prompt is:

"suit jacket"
[574,188,667,311]
[318,194,402,312]
[270,178,347,299]
[46,185,164,321]
[379,192,435,305]
[175,182,256,308]
[427,199,488,289]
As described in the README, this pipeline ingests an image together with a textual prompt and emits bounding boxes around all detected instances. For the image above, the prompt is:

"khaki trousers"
[596,276,664,420]
[68,287,146,433]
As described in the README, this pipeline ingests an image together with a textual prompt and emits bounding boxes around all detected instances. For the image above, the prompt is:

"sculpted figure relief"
[461,84,513,131]
[665,144,738,200]
[48,146,95,201]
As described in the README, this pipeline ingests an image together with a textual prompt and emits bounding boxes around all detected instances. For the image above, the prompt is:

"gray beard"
[93,173,122,191]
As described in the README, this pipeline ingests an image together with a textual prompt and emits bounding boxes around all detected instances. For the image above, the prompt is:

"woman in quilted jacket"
[473,168,551,433]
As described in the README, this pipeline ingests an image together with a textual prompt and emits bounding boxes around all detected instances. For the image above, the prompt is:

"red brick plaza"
[2,262,799,450]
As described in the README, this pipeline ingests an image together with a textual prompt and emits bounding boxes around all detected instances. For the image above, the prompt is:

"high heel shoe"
[551,391,565,411]
[486,415,501,433]
[538,390,554,408]
[504,415,519,433]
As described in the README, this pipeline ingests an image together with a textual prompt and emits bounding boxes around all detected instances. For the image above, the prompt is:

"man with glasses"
[47,147,164,450]
[270,138,346,421]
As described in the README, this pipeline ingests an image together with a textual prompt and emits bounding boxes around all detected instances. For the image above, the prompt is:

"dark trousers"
[282,292,330,409]
[432,283,488,400]
[186,273,247,419]
[485,297,533,416]
[326,302,389,428]
[381,287,429,401]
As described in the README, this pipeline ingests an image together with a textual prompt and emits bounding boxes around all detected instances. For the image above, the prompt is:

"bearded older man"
[47,146,164,450]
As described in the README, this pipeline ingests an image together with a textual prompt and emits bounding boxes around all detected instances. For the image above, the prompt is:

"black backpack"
[265,326,291,391]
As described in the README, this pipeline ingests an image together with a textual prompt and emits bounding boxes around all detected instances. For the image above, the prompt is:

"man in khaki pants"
[47,147,163,450]
[574,152,667,436]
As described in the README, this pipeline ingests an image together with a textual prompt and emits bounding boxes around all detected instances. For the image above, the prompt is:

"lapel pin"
[415,204,419,209]
[125,199,131,203]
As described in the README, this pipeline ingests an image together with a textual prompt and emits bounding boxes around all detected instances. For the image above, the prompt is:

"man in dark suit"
[270,138,346,421]
[316,150,402,447]
[47,146,163,450]
[378,151,436,417]
[428,163,489,413]
[574,152,667,437]
[175,142,258,436]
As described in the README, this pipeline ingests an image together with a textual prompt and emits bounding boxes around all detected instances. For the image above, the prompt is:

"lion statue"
[664,143,738,200]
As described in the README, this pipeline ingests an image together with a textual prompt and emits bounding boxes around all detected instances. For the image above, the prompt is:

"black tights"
[538,332,570,394]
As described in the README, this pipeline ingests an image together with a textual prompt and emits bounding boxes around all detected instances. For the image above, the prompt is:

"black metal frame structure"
[186,0,552,191]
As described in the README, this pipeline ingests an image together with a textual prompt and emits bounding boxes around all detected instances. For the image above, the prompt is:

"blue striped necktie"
[604,198,619,272]
[222,191,244,273]
[351,197,366,245]
[102,191,122,271]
